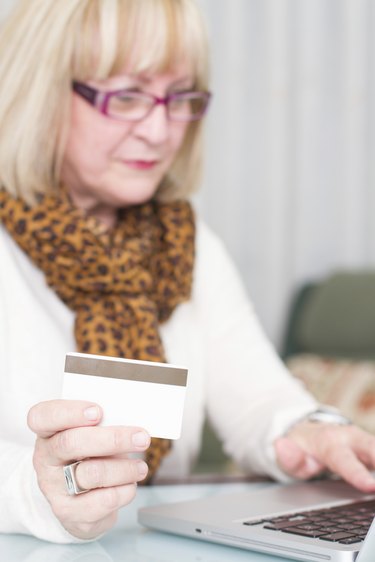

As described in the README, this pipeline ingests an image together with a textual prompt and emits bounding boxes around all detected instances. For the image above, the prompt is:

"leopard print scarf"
[0,188,195,483]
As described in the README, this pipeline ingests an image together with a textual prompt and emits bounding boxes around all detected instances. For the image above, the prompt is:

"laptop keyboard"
[243,498,375,545]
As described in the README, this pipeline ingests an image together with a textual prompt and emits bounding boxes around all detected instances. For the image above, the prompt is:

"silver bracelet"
[305,406,352,426]
[286,406,352,435]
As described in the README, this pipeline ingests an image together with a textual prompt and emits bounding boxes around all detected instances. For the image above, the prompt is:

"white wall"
[197,0,375,348]
[2,0,374,349]
[0,0,13,21]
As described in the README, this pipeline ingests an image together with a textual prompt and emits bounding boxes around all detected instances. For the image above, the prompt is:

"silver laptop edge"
[138,479,375,562]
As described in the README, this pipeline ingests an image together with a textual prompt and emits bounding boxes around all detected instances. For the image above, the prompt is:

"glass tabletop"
[0,480,288,562]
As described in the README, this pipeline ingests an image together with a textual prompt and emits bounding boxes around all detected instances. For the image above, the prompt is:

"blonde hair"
[0,0,210,204]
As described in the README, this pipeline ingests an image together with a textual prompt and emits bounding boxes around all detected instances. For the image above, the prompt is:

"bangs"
[72,0,209,88]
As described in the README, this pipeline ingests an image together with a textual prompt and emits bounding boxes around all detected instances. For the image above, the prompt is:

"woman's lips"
[123,160,158,170]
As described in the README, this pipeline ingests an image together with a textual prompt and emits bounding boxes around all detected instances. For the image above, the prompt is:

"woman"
[0,0,374,545]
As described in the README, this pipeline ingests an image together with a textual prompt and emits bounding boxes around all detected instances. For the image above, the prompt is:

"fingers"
[274,437,325,479]
[71,511,118,541]
[73,457,149,490]
[28,399,152,541]
[54,485,137,540]
[28,400,102,438]
[75,484,137,522]
[45,425,151,464]
[28,399,151,465]
[279,421,375,492]
[317,429,375,492]
[325,448,375,492]
[352,431,375,467]
[60,510,119,541]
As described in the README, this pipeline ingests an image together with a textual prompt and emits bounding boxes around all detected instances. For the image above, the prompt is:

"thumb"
[274,436,324,479]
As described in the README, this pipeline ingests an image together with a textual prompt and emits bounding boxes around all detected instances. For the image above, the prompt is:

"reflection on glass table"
[1,479,288,562]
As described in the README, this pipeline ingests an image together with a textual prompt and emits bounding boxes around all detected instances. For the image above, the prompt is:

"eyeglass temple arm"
[72,81,98,105]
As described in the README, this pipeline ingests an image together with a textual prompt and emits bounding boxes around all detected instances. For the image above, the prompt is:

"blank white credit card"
[62,352,188,439]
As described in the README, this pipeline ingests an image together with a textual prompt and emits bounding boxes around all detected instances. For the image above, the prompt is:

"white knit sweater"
[0,217,316,543]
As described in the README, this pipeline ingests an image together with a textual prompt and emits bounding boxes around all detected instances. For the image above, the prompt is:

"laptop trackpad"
[243,478,372,518]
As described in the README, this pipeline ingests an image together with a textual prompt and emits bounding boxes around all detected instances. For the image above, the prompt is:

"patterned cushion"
[286,354,375,434]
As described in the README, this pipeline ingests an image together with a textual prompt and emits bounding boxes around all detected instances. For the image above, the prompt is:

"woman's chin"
[113,189,159,208]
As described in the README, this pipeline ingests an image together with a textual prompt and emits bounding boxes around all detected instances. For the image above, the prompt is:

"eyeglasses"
[72,81,211,122]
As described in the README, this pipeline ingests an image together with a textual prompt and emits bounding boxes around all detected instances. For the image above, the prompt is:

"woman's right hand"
[27,399,150,540]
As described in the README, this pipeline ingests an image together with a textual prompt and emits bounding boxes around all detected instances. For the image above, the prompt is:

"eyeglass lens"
[108,92,208,121]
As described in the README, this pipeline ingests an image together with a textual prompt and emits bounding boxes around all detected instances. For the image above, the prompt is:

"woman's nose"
[133,103,170,145]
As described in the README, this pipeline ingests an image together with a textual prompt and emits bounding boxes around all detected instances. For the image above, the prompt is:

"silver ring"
[63,460,88,496]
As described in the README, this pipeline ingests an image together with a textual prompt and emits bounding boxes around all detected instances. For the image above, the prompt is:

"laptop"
[138,478,375,562]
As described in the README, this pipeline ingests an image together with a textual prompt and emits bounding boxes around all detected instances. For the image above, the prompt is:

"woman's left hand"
[274,421,375,492]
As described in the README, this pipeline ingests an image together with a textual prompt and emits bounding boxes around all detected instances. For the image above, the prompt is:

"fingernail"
[132,431,150,448]
[83,406,100,421]
[137,460,149,478]
[305,456,321,474]
[364,475,375,486]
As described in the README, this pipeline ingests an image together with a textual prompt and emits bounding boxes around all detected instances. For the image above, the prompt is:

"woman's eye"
[111,86,141,99]
[116,94,137,103]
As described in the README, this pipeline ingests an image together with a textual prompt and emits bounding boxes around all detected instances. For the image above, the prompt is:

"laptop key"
[264,520,313,531]
[281,528,328,538]
[339,537,364,544]
[242,519,266,526]
[264,516,311,531]
[309,518,336,525]
[295,524,321,531]
[337,523,362,533]
[323,526,348,534]
[319,532,357,542]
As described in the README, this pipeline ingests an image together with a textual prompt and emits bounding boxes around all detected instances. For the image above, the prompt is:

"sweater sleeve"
[198,224,317,481]
[0,439,89,543]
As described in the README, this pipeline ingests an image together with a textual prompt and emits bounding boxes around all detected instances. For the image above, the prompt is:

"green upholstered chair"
[282,270,375,434]
[282,271,375,361]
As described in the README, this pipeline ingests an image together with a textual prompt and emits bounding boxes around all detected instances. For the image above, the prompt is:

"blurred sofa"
[282,270,375,434]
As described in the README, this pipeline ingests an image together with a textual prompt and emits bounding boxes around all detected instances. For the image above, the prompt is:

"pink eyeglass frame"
[72,81,212,122]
